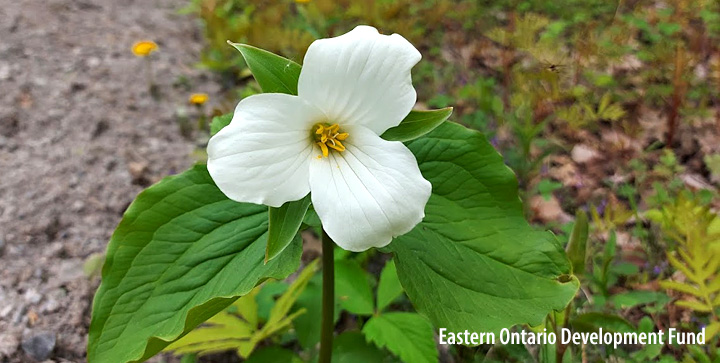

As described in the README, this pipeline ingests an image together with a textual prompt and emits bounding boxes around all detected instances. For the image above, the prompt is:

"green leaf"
[255,281,287,322]
[164,262,316,359]
[570,312,635,333]
[246,346,303,363]
[706,321,720,340]
[610,291,669,309]
[266,195,312,263]
[537,179,562,201]
[675,300,713,312]
[210,113,233,136]
[292,274,331,349]
[566,210,589,275]
[601,230,617,279]
[162,309,254,356]
[263,260,318,334]
[232,288,259,329]
[363,313,437,363]
[376,260,403,313]
[238,260,318,357]
[388,122,579,337]
[229,42,301,95]
[335,260,375,316]
[333,332,390,363]
[88,165,302,363]
[83,252,105,278]
[381,108,453,142]
[659,280,704,298]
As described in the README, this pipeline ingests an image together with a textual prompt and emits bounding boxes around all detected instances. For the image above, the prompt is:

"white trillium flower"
[207,25,432,252]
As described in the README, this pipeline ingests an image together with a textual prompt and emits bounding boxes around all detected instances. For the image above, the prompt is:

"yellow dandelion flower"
[189,93,209,105]
[295,0,311,3]
[132,41,158,57]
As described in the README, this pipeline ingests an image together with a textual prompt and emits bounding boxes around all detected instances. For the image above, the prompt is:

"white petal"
[207,93,326,207]
[298,25,421,135]
[309,125,431,251]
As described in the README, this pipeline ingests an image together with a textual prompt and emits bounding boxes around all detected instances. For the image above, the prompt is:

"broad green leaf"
[333,331,390,363]
[229,42,301,95]
[381,108,453,142]
[266,195,312,263]
[566,210,589,275]
[88,165,302,363]
[376,260,403,313]
[210,113,233,136]
[388,122,579,336]
[335,260,375,316]
[570,312,634,333]
[363,313,437,363]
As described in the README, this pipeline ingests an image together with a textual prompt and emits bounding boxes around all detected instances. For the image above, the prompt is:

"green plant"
[648,195,720,342]
[87,36,578,363]
[164,260,318,358]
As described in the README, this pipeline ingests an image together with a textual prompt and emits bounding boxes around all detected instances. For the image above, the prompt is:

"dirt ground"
[0,0,222,361]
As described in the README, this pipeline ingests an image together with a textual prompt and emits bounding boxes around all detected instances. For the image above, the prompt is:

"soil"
[0,0,222,361]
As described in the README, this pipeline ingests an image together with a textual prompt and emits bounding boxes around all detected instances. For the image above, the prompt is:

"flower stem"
[319,228,335,363]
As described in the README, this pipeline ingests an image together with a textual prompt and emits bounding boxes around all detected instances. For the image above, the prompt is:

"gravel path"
[0,0,221,360]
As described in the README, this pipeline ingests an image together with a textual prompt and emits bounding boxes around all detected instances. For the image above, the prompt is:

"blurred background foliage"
[174,0,720,362]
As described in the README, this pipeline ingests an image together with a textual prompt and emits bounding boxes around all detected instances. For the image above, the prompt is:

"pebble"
[0,63,10,81]
[41,297,60,314]
[24,288,42,304]
[0,305,13,319]
[21,331,56,361]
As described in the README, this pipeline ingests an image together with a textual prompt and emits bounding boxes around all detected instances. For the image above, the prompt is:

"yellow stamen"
[327,139,345,152]
[313,123,348,158]
[317,141,329,157]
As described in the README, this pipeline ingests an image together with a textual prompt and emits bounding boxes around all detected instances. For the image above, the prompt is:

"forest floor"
[0,0,220,361]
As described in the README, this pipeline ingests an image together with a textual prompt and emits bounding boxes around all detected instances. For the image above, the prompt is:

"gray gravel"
[0,0,223,361]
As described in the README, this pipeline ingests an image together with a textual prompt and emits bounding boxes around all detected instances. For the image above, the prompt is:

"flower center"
[313,123,349,158]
